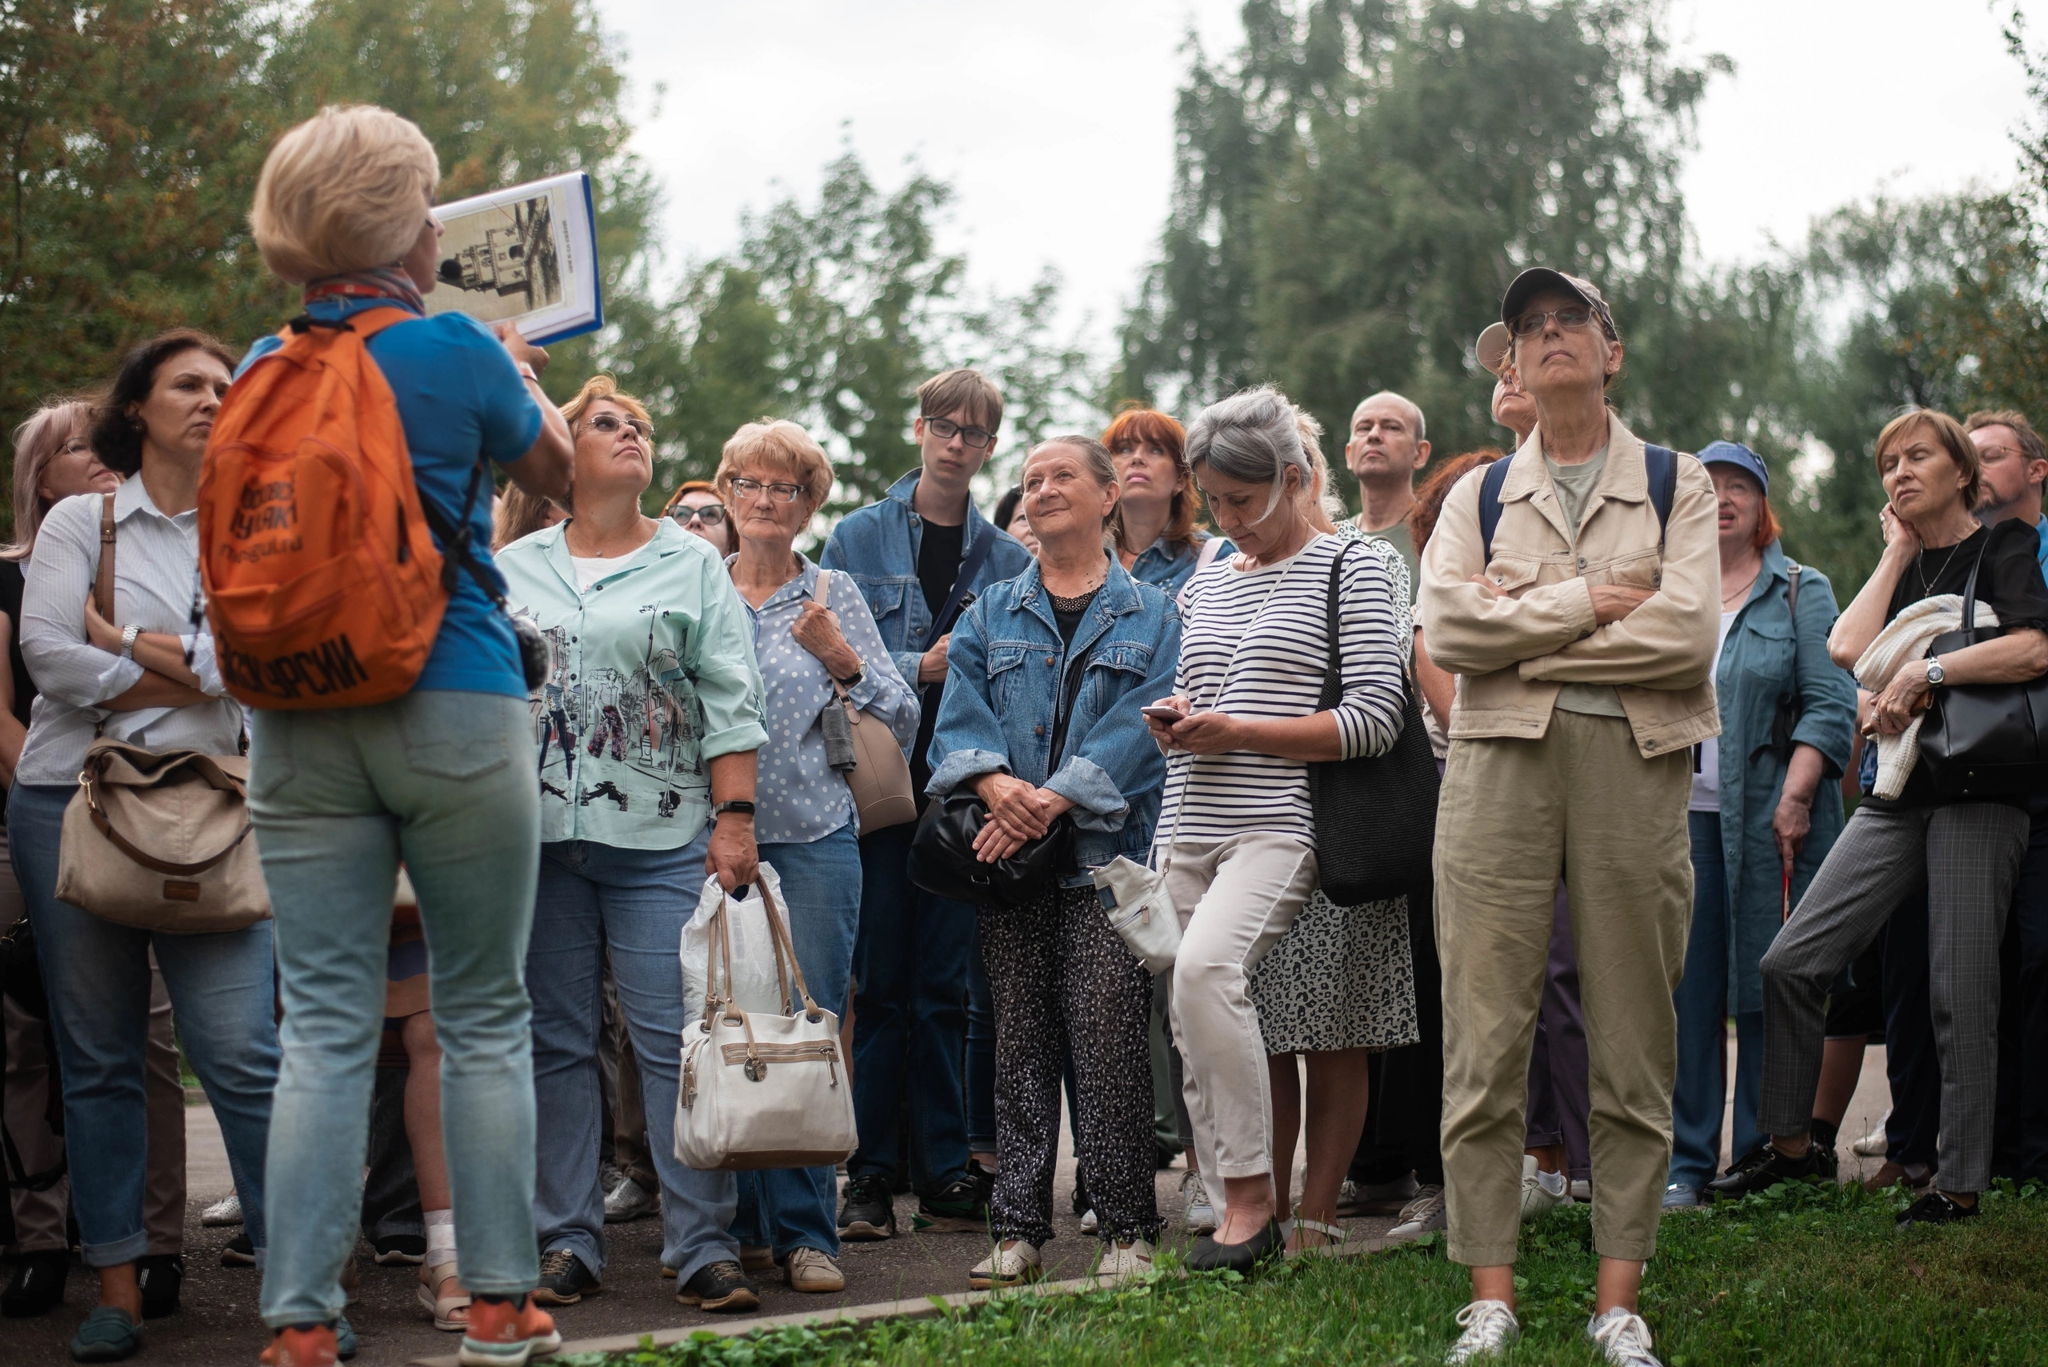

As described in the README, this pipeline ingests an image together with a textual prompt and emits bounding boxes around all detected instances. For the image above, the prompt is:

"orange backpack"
[199,309,450,709]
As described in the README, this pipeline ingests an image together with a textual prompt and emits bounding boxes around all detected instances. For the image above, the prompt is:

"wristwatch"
[835,664,865,689]
[119,623,141,660]
[712,800,757,819]
[1925,655,1945,687]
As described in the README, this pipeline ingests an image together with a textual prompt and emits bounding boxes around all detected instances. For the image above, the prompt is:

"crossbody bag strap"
[922,523,996,652]
[94,491,117,623]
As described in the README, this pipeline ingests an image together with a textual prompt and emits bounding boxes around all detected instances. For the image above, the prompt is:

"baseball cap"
[1473,322,1511,377]
[1697,440,1769,496]
[1500,267,1617,337]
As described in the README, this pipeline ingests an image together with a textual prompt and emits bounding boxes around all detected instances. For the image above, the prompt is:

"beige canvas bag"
[813,569,917,831]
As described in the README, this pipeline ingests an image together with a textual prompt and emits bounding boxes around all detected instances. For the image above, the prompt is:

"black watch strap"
[713,800,756,818]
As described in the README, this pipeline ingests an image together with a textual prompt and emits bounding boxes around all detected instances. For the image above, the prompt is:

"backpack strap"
[813,567,832,607]
[1479,444,1679,562]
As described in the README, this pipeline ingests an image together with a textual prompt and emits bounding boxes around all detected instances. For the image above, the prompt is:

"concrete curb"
[405,1235,1400,1366]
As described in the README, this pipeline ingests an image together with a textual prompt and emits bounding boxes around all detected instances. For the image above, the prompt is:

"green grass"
[565,1182,2048,1367]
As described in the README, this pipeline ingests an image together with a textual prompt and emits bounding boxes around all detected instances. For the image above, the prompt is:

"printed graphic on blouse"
[532,610,709,816]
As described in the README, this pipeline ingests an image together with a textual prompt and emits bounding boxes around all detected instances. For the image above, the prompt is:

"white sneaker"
[1569,1177,1592,1202]
[1179,1170,1218,1234]
[1080,1207,1100,1234]
[1519,1155,1569,1221]
[1092,1238,1155,1283]
[967,1240,1042,1290]
[1444,1299,1520,1363]
[1852,1110,1891,1158]
[200,1192,243,1227]
[1588,1307,1664,1367]
[603,1174,657,1222]
[1389,1182,1447,1239]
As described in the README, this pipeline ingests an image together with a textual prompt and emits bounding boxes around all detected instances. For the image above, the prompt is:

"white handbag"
[674,878,857,1172]
[1091,855,1181,975]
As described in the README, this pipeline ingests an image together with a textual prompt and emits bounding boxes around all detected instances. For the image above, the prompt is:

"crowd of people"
[3,102,2047,1367]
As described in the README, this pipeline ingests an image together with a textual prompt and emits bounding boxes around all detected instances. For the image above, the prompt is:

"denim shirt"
[1128,531,1232,599]
[818,468,1034,687]
[729,553,920,844]
[927,560,1183,882]
[497,520,768,850]
[1708,540,1857,1014]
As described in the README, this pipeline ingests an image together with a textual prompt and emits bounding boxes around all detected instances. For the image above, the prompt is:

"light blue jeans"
[529,828,742,1284]
[733,824,861,1259]
[251,691,542,1327]
[8,782,279,1269]
[1670,808,1765,1188]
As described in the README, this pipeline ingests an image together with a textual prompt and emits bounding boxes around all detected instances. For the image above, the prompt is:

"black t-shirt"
[0,559,31,730]
[912,518,968,795]
[1051,587,1100,647]
[1870,518,2048,808]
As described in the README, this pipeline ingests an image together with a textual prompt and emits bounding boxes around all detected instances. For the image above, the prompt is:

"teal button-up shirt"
[498,520,768,850]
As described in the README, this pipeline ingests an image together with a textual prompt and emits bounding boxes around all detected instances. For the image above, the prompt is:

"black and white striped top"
[1159,532,1408,844]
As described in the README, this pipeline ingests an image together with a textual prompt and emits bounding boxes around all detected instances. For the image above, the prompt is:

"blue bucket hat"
[1697,440,1769,496]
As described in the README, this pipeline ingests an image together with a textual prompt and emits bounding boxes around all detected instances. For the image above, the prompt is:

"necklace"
[1917,535,1970,595]
[1720,566,1760,610]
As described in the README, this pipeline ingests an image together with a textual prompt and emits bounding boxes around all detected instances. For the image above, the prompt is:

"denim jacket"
[819,468,1034,688]
[1128,531,1231,599]
[926,561,1183,882]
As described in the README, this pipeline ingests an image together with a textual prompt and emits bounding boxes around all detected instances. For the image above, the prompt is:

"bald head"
[1344,390,1430,491]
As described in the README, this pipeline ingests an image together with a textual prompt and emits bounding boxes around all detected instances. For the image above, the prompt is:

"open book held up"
[425,171,601,347]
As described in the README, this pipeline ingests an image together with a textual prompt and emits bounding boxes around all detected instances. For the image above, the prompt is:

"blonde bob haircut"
[559,373,652,431]
[716,420,834,508]
[251,104,440,284]
[1874,408,1981,511]
[5,397,99,561]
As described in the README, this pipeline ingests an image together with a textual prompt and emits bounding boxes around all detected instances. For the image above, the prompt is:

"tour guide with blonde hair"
[1419,268,1719,1367]
[496,374,770,1316]
[236,102,575,1367]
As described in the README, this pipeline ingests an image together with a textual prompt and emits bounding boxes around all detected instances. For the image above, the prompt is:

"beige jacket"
[1418,415,1721,759]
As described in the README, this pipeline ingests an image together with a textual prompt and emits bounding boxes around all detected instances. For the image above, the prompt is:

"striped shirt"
[15,477,241,787]
[1159,533,1407,844]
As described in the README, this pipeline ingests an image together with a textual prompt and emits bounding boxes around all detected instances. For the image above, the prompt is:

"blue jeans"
[967,953,996,1154]
[849,822,973,1191]
[733,824,861,1258]
[251,691,541,1326]
[8,782,279,1269]
[1670,809,1764,1187]
[529,829,739,1283]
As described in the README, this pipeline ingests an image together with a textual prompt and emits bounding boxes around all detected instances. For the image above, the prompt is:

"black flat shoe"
[1187,1217,1285,1273]
[1,1249,69,1317]
[1703,1142,1836,1202]
[1897,1191,1980,1229]
[135,1254,183,1319]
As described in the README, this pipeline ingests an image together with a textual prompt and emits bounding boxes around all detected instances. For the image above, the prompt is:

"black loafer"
[1703,1143,1836,1202]
[135,1254,183,1319]
[675,1259,759,1313]
[219,1234,256,1268]
[1187,1217,1285,1273]
[2,1249,69,1318]
[1897,1191,1981,1229]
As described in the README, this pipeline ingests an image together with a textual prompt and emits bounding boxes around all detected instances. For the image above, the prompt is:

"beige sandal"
[416,1261,470,1331]
[1283,1215,1346,1257]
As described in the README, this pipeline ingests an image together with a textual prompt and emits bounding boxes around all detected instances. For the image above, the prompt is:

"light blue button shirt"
[729,554,919,844]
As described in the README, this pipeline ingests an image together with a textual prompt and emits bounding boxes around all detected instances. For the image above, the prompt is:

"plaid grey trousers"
[1758,800,2026,1193]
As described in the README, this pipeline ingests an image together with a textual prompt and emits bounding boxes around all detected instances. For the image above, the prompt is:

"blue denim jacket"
[926,561,1182,882]
[819,468,1034,689]
[1128,531,1232,599]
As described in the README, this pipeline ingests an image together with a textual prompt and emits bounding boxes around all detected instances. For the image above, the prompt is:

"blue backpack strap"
[1476,455,1515,563]
[1644,444,1678,543]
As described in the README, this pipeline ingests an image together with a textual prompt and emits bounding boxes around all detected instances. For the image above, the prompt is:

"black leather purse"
[1307,545,1441,904]
[909,646,1092,908]
[1917,537,2048,800]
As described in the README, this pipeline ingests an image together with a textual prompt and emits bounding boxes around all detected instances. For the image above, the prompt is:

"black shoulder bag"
[1917,537,2048,800]
[908,644,1092,908]
[1308,545,1442,904]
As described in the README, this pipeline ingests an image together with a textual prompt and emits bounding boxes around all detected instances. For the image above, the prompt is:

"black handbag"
[1917,537,2048,800]
[1307,545,1441,904]
[909,645,1092,907]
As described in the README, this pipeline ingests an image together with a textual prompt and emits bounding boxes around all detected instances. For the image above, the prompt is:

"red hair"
[1102,406,1200,553]
[1410,449,1504,555]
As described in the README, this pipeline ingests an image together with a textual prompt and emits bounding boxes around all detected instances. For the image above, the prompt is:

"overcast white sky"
[603,0,2041,348]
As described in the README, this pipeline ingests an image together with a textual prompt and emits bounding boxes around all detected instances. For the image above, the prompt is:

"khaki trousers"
[1435,712,1691,1265]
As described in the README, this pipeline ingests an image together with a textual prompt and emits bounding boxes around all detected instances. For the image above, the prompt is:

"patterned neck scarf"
[303,265,425,315]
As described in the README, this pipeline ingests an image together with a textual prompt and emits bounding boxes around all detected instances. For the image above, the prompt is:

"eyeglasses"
[728,476,806,505]
[1510,306,1600,337]
[669,503,727,526]
[584,412,653,441]
[924,416,996,450]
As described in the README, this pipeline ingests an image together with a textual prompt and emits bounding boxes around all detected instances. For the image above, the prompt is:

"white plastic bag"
[1091,855,1181,975]
[680,863,791,1017]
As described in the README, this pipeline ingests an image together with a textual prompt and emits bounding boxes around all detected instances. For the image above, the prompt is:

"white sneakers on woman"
[1519,1154,1570,1220]
[1091,1239,1156,1283]
[1444,1300,1520,1363]
[1587,1308,1664,1366]
[1179,1170,1218,1233]
[967,1241,1042,1290]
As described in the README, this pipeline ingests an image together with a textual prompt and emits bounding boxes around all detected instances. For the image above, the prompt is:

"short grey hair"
[1186,386,1323,520]
[1349,390,1427,444]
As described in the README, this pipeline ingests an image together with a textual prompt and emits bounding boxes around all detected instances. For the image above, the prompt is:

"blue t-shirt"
[237,300,544,698]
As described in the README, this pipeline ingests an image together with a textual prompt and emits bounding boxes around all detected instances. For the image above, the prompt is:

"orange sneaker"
[261,1325,338,1367]
[459,1295,562,1367]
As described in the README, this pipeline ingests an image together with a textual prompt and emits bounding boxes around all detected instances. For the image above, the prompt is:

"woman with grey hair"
[1144,385,1408,1272]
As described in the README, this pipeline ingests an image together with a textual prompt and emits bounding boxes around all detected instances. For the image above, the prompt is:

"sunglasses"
[669,504,727,526]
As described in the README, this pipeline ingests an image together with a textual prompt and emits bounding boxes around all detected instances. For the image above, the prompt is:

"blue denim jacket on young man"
[927,561,1183,882]
[819,468,1034,692]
